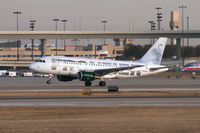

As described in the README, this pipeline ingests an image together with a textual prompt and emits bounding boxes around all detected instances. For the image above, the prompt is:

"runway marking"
[0,96,200,107]
[0,95,200,100]
[0,103,200,107]
[1,88,200,92]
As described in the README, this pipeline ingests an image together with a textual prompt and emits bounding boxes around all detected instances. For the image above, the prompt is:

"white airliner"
[29,37,168,86]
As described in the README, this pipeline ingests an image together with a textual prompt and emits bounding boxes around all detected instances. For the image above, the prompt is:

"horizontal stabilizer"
[150,66,169,72]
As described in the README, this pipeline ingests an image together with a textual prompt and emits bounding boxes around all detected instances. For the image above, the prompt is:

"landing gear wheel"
[47,80,52,84]
[99,81,106,87]
[85,81,92,86]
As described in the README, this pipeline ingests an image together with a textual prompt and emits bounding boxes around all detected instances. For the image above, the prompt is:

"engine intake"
[78,71,95,81]
[57,75,76,82]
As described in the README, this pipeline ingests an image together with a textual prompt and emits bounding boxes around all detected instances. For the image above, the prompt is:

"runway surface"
[0,77,200,88]
[0,96,200,106]
[0,77,200,107]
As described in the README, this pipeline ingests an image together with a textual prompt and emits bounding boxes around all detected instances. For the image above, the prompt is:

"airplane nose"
[29,63,36,71]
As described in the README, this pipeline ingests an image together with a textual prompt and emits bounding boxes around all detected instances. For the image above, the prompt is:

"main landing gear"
[84,81,106,87]
[99,81,106,87]
[85,81,92,86]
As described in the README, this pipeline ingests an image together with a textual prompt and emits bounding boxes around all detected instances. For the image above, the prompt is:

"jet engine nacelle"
[78,71,95,81]
[57,75,76,82]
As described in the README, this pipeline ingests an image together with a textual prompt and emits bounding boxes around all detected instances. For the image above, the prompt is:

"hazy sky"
[0,0,199,45]
[0,0,196,31]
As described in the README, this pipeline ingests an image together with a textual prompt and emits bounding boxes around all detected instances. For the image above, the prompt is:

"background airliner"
[29,38,168,86]
[180,61,200,79]
[183,61,200,72]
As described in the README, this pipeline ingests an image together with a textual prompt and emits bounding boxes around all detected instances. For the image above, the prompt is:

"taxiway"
[0,77,199,106]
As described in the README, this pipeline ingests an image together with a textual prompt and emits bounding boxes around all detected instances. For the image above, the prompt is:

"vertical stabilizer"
[138,37,167,65]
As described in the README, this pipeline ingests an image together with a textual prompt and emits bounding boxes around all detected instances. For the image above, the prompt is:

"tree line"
[116,44,200,60]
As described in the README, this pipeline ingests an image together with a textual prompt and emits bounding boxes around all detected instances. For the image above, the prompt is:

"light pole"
[179,6,187,32]
[148,21,156,44]
[61,19,67,51]
[186,16,190,47]
[53,18,60,55]
[13,11,21,61]
[13,11,21,31]
[179,5,187,66]
[30,20,36,60]
[155,7,162,31]
[101,20,108,44]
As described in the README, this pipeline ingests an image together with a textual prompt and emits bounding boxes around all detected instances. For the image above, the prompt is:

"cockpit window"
[36,59,45,63]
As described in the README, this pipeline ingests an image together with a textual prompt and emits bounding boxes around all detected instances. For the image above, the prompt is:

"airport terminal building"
[0,40,127,61]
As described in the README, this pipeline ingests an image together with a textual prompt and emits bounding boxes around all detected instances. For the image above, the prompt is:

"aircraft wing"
[93,65,144,76]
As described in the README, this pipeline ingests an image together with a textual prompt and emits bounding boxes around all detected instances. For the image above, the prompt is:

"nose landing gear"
[47,80,52,84]
[85,81,92,86]
[47,74,53,85]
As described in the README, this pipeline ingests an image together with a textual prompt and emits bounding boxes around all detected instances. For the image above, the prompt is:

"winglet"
[138,37,167,65]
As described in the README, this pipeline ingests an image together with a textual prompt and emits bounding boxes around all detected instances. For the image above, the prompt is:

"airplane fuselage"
[182,61,200,73]
[30,56,168,79]
[29,37,168,86]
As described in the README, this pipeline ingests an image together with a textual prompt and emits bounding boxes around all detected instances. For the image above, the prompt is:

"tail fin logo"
[138,38,167,65]
[158,43,164,50]
[150,43,163,63]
